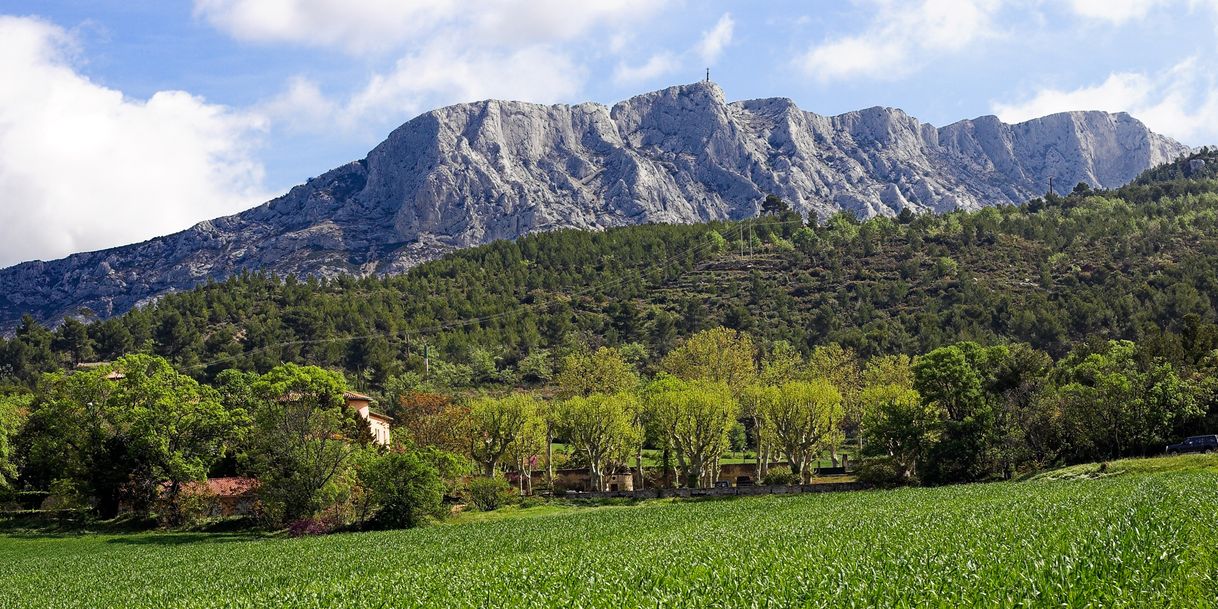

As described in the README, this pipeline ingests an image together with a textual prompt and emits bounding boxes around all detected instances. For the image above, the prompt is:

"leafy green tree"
[760,194,791,216]
[468,347,503,384]
[19,355,246,519]
[517,349,553,385]
[646,378,739,488]
[913,345,992,484]
[739,383,781,481]
[914,346,984,421]
[859,385,938,483]
[248,364,362,525]
[863,354,914,390]
[554,393,641,491]
[661,327,756,389]
[0,392,30,489]
[759,380,843,483]
[1053,341,1200,461]
[807,344,862,459]
[760,340,803,385]
[357,450,445,529]
[464,394,542,478]
[555,346,639,398]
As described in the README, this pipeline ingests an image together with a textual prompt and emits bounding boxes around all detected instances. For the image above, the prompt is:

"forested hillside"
[3,150,1218,391]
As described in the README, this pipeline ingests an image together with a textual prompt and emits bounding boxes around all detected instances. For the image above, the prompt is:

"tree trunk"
[753,419,763,484]
[589,460,603,492]
[166,481,182,526]
[545,426,554,492]
[635,448,645,491]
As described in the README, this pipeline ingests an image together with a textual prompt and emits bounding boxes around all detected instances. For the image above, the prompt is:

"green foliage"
[760,465,799,485]
[0,392,30,490]
[18,355,246,518]
[645,378,739,488]
[516,350,553,385]
[760,194,791,216]
[246,364,361,526]
[859,385,937,484]
[466,476,516,511]
[554,393,641,491]
[661,327,756,388]
[464,394,543,477]
[554,347,638,398]
[358,450,445,529]
[759,380,843,483]
[1053,340,1202,462]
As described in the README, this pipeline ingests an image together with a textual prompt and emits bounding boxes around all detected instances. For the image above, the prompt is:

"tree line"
[4,322,1213,532]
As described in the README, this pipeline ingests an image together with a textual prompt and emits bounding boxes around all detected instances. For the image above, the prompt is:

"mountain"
[5,150,1218,386]
[0,82,1188,331]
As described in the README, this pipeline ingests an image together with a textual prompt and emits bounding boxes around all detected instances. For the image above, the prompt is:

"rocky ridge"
[0,82,1188,330]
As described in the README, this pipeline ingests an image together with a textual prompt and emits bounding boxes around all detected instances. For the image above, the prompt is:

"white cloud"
[195,0,664,55]
[1067,0,1174,24]
[346,42,585,122]
[0,16,268,267]
[696,13,734,65]
[798,0,1003,81]
[193,0,461,55]
[208,0,671,134]
[614,53,680,86]
[993,58,1218,144]
[258,76,338,132]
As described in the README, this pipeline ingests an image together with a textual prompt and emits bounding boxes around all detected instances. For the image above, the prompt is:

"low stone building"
[546,468,636,492]
[172,477,258,517]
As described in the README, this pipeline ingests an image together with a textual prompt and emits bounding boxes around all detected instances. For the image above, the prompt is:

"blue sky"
[2,0,1218,267]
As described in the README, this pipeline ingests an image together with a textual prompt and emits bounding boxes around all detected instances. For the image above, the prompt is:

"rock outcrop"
[0,82,1188,330]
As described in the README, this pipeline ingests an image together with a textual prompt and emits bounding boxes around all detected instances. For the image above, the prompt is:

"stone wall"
[562,481,872,500]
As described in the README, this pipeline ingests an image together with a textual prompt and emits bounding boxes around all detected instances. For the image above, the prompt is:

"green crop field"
[2,456,1217,608]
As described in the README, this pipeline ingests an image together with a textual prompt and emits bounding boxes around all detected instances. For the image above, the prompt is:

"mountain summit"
[0,82,1188,330]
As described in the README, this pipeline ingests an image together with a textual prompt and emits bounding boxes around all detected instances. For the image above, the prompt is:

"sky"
[1,0,1218,267]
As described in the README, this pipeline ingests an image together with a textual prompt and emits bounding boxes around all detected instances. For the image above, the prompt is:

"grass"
[1026,453,1218,481]
[1,455,1216,608]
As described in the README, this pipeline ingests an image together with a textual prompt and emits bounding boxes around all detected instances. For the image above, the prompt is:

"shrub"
[157,484,218,528]
[762,467,799,486]
[43,479,87,510]
[287,517,330,537]
[856,457,911,487]
[467,477,517,511]
[359,451,445,529]
[286,505,348,537]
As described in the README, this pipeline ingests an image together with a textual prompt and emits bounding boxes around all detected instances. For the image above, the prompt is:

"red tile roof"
[176,476,258,498]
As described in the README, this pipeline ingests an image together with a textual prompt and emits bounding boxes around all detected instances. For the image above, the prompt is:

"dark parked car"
[1166,435,1218,455]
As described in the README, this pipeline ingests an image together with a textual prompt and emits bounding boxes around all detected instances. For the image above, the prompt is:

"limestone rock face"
[0,82,1188,330]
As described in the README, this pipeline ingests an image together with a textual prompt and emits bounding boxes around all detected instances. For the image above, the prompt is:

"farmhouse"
[175,477,258,517]
[344,391,393,447]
